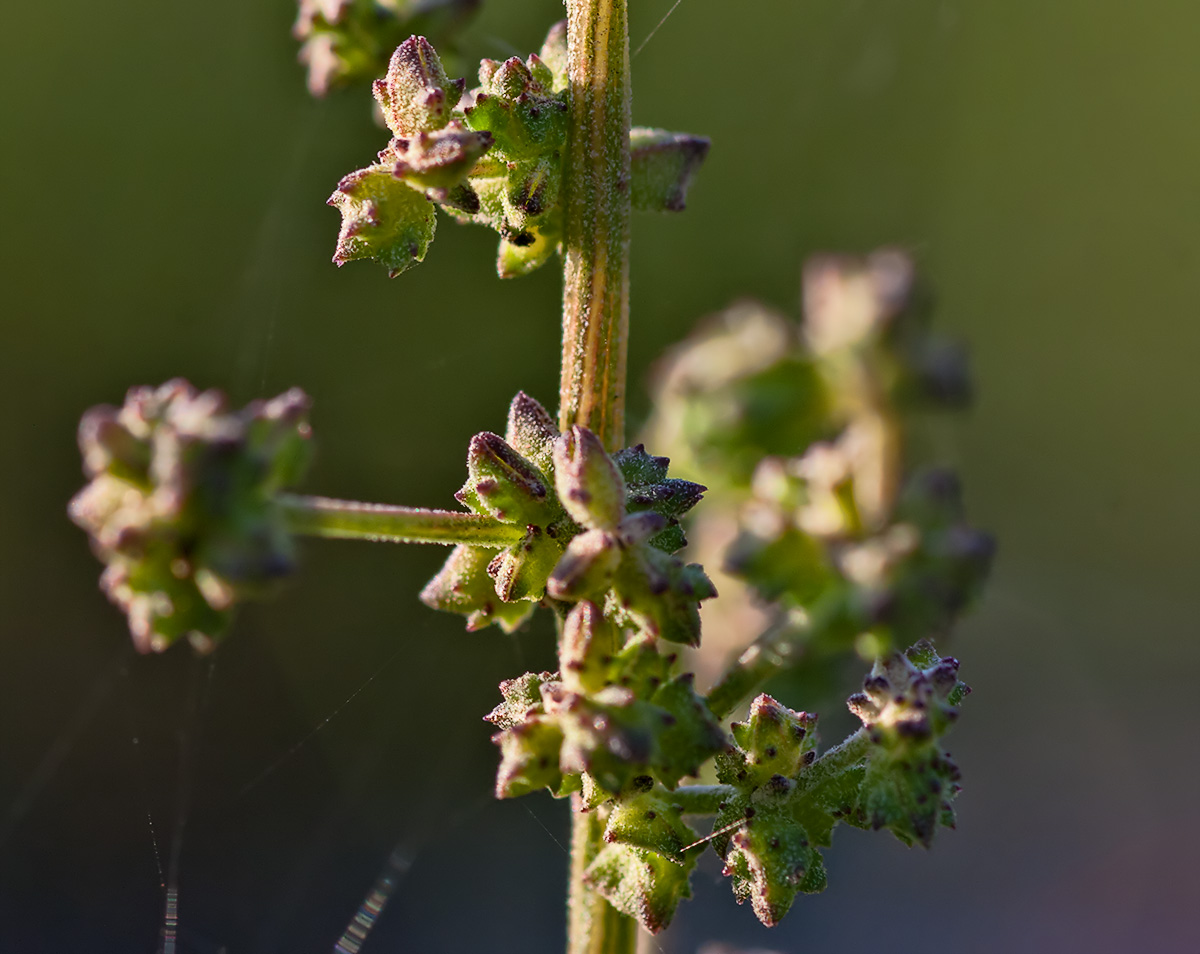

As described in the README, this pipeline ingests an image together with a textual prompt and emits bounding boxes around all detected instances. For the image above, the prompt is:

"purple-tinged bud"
[553,426,626,531]
[374,36,463,136]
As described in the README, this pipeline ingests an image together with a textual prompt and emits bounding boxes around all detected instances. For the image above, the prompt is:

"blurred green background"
[2,0,1198,951]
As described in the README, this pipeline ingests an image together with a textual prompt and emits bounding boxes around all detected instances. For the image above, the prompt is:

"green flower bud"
[604,782,697,861]
[372,35,464,136]
[527,53,555,93]
[629,128,710,213]
[484,670,555,729]
[537,20,568,90]
[503,391,558,475]
[418,544,534,632]
[716,694,819,789]
[546,529,623,602]
[457,431,558,526]
[69,380,312,652]
[486,524,567,602]
[328,165,436,277]
[488,55,534,99]
[547,684,654,793]
[559,601,621,695]
[496,223,559,278]
[492,716,565,798]
[607,546,717,647]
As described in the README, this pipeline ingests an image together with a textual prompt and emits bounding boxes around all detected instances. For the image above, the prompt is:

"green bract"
[69,380,312,652]
[327,27,710,278]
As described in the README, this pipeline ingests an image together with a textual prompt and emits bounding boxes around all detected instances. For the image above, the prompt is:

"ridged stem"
[558,0,632,451]
[278,494,523,546]
[560,0,636,950]
[568,800,636,954]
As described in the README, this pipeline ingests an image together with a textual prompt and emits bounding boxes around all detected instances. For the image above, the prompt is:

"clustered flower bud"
[483,598,725,933]
[486,600,725,800]
[843,641,968,846]
[69,380,312,652]
[327,25,710,278]
[420,391,715,646]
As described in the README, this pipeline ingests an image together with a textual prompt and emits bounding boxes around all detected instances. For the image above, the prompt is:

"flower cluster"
[420,391,715,644]
[328,28,709,278]
[703,639,968,927]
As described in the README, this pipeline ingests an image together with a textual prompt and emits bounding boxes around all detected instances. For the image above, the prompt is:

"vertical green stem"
[568,800,636,954]
[560,3,635,948]
[559,0,632,451]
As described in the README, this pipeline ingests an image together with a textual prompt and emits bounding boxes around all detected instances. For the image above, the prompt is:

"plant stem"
[559,0,632,451]
[568,800,636,954]
[278,494,524,546]
[669,785,736,815]
[560,0,635,948]
[705,589,846,720]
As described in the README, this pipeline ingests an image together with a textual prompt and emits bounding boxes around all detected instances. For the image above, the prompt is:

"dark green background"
[2,1,1197,951]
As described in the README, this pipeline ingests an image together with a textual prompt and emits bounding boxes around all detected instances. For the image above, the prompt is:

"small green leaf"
[630,128,710,213]
[585,842,696,934]
[328,166,436,277]
[648,673,729,788]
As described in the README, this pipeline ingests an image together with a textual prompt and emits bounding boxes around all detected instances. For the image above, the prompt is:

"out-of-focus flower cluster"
[294,0,479,98]
[647,250,993,661]
[69,380,311,652]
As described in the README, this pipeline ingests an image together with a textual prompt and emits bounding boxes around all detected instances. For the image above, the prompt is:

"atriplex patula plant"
[69,0,993,949]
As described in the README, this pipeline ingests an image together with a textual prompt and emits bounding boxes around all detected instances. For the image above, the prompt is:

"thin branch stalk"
[706,590,845,720]
[278,494,523,546]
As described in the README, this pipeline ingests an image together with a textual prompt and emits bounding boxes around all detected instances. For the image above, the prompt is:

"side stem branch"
[278,494,522,546]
